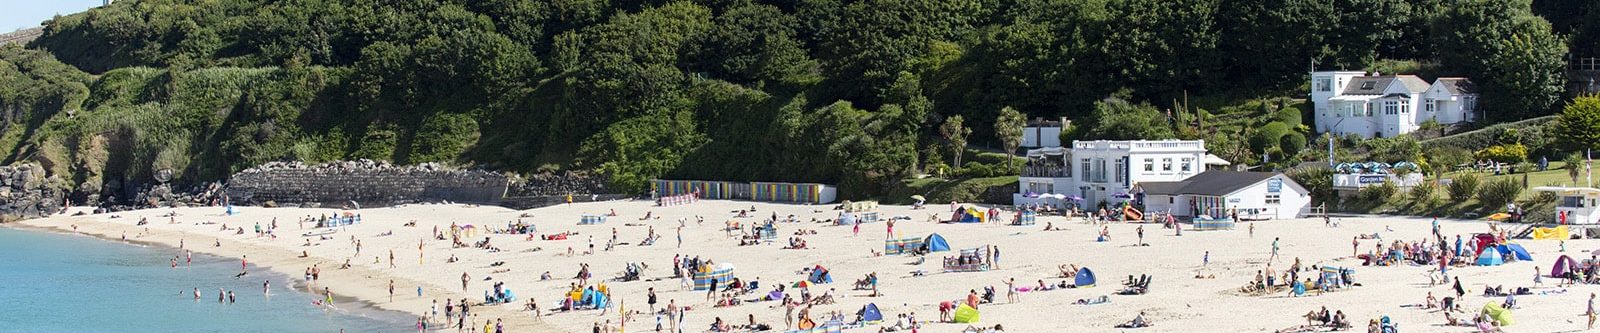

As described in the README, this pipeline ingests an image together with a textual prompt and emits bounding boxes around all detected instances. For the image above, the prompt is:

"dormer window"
[1360,81,1375,90]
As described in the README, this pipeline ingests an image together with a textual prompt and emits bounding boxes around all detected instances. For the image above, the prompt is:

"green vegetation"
[0,0,1588,199]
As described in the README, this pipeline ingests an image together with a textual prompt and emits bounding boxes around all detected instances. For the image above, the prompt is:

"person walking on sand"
[390,250,396,269]
[1535,266,1544,287]
[1002,278,1018,303]
[1352,237,1359,257]
[1203,251,1210,267]
[1270,238,1280,262]
[1249,222,1254,238]
[389,280,396,302]
[1136,225,1144,245]
[676,226,683,248]
[1588,293,1596,330]
[462,272,471,291]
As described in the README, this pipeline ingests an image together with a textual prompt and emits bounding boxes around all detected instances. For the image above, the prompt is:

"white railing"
[1073,140,1204,151]
[1333,173,1424,188]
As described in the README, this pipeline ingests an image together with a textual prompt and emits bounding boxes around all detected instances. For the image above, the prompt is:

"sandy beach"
[15,199,1600,332]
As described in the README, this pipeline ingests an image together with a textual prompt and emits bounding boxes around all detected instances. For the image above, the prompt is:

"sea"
[0,226,414,333]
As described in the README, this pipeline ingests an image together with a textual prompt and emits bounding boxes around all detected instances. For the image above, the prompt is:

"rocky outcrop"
[0,163,66,220]
[224,160,510,207]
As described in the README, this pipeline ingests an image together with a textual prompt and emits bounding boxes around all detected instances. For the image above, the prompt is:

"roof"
[1533,186,1600,196]
[1140,171,1295,196]
[1341,75,1428,95]
[1435,78,1477,95]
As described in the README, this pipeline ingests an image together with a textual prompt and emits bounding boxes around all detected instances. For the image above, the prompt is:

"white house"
[1021,118,1067,148]
[1015,140,1228,208]
[1138,171,1312,220]
[1310,71,1478,138]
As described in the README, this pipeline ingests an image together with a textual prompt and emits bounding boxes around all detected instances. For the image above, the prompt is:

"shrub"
[1408,182,1437,207]
[1447,173,1480,201]
[1475,178,1523,210]
[1359,181,1397,203]
[1279,132,1307,154]
[1475,144,1528,164]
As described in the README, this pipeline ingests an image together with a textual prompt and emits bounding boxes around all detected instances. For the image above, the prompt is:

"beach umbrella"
[1590,249,1600,257]
[911,195,926,202]
[1068,195,1084,201]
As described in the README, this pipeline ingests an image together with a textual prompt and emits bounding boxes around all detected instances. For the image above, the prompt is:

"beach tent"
[1474,234,1497,255]
[1553,255,1580,276]
[953,304,980,323]
[1503,244,1533,261]
[692,263,736,291]
[809,266,833,284]
[1477,250,1505,266]
[925,233,951,252]
[1482,302,1514,326]
[836,213,857,226]
[859,303,883,324]
[951,207,986,223]
[1074,267,1097,287]
[579,214,606,225]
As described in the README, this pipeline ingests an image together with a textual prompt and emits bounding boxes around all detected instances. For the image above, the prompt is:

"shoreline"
[0,222,413,324]
[6,208,560,333]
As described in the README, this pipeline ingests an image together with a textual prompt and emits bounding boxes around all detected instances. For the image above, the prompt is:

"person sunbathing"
[1116,312,1151,328]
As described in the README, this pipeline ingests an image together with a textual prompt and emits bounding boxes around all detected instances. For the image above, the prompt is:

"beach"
[14,199,1599,332]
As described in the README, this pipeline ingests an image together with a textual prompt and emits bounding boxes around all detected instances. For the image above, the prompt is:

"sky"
[1,0,102,32]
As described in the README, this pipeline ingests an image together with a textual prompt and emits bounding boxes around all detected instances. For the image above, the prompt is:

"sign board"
[1228,197,1242,203]
[1267,178,1282,193]
[1358,175,1389,184]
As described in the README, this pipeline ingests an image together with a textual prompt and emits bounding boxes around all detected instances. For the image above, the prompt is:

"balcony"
[1021,165,1072,178]
[1073,140,1204,151]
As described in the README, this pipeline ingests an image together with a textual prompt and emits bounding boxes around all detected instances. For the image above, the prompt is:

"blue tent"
[925,233,951,252]
[859,303,883,324]
[1074,267,1097,287]
[1477,249,1505,266]
[1503,244,1533,261]
[809,268,834,284]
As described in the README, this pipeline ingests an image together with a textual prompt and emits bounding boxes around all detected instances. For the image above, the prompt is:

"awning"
[1025,147,1069,157]
[1202,154,1231,165]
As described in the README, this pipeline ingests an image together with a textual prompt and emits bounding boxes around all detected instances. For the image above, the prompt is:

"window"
[1181,158,1193,172]
[1315,78,1331,92]
[1360,81,1375,90]
[1266,194,1281,205]
[1399,99,1409,114]
[1095,158,1107,182]
[1143,158,1154,172]
[1115,159,1126,183]
[1383,101,1399,115]
[1161,158,1173,172]
[1081,159,1091,181]
[1424,99,1435,112]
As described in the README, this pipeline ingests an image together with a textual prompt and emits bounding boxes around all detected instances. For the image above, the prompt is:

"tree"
[940,115,972,168]
[993,106,1026,167]
[1431,0,1568,121]
[1556,95,1600,153]
[1084,97,1176,141]
[1567,153,1585,185]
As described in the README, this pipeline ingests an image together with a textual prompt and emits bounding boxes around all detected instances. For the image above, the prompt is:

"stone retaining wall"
[224,160,509,207]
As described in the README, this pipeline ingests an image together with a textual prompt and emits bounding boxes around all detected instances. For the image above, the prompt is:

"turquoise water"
[0,226,412,332]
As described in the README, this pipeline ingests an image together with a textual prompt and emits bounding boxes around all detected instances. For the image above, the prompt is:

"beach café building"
[1137,171,1313,220]
[1015,139,1230,208]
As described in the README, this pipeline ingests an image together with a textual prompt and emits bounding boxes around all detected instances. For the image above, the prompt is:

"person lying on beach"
[1060,264,1079,278]
[1115,312,1151,328]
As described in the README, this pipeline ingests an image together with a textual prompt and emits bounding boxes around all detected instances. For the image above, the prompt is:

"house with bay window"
[1309,71,1478,138]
